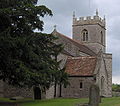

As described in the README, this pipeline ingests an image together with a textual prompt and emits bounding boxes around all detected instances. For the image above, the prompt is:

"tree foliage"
[0,0,68,91]
[112,84,120,92]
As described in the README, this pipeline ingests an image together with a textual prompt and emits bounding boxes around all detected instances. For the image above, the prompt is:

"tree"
[112,84,120,92]
[58,67,69,97]
[52,44,69,97]
[52,44,62,98]
[0,0,52,87]
[0,0,69,94]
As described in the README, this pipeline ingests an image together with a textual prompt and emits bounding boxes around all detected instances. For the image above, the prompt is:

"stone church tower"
[72,10,106,53]
[71,10,112,97]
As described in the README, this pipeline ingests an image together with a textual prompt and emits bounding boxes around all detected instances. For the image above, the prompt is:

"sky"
[38,0,120,84]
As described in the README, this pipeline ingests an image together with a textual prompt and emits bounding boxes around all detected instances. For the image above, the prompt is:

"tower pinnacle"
[73,11,75,18]
[104,15,106,20]
[96,9,98,16]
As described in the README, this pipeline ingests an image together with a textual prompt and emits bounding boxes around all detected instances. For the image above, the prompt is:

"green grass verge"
[0,97,13,102]
[1,97,120,106]
[20,98,88,106]
[20,97,120,106]
[0,97,32,103]
[100,97,120,106]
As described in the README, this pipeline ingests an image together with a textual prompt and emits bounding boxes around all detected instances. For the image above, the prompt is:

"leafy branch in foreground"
[0,0,69,95]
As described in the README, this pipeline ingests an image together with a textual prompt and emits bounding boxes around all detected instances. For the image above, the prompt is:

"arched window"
[82,29,88,41]
[101,31,103,44]
[80,82,83,89]
[101,76,105,90]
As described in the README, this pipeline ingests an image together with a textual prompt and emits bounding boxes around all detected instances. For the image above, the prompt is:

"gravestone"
[10,96,24,100]
[89,84,100,106]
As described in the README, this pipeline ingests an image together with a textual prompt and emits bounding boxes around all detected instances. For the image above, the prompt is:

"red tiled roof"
[65,56,97,76]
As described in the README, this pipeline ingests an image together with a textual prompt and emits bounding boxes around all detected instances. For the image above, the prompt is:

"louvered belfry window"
[82,29,88,41]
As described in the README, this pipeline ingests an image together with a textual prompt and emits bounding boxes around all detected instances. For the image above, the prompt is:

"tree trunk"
[54,82,56,98]
[59,83,62,97]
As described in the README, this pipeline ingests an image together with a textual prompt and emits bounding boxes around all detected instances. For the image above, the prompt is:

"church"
[0,11,112,99]
[51,10,112,98]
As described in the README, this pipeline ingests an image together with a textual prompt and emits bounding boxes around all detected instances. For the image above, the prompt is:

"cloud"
[113,75,120,84]
[39,0,97,15]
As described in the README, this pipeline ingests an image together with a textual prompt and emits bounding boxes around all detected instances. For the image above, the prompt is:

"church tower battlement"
[73,15,105,28]
[72,10,106,53]
[73,10,106,28]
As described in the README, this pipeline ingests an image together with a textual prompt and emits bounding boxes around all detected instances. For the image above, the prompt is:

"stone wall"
[61,77,94,98]
[3,83,33,98]
[83,43,105,54]
[97,56,108,97]
[57,53,68,69]
[95,53,112,97]
[112,92,120,97]
[46,85,54,99]
[103,53,112,97]
[0,80,4,97]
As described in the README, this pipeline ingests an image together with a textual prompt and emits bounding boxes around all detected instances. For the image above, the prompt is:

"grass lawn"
[1,97,120,106]
[100,97,120,106]
[20,98,88,106]
[19,97,120,106]
[0,97,32,102]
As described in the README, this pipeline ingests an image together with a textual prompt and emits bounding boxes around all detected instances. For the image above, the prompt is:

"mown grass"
[20,98,88,106]
[0,97,32,103]
[100,97,120,106]
[1,97,120,106]
[20,97,120,106]
[0,97,13,102]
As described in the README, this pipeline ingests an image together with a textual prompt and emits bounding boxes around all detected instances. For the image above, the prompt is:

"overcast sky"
[38,0,120,84]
